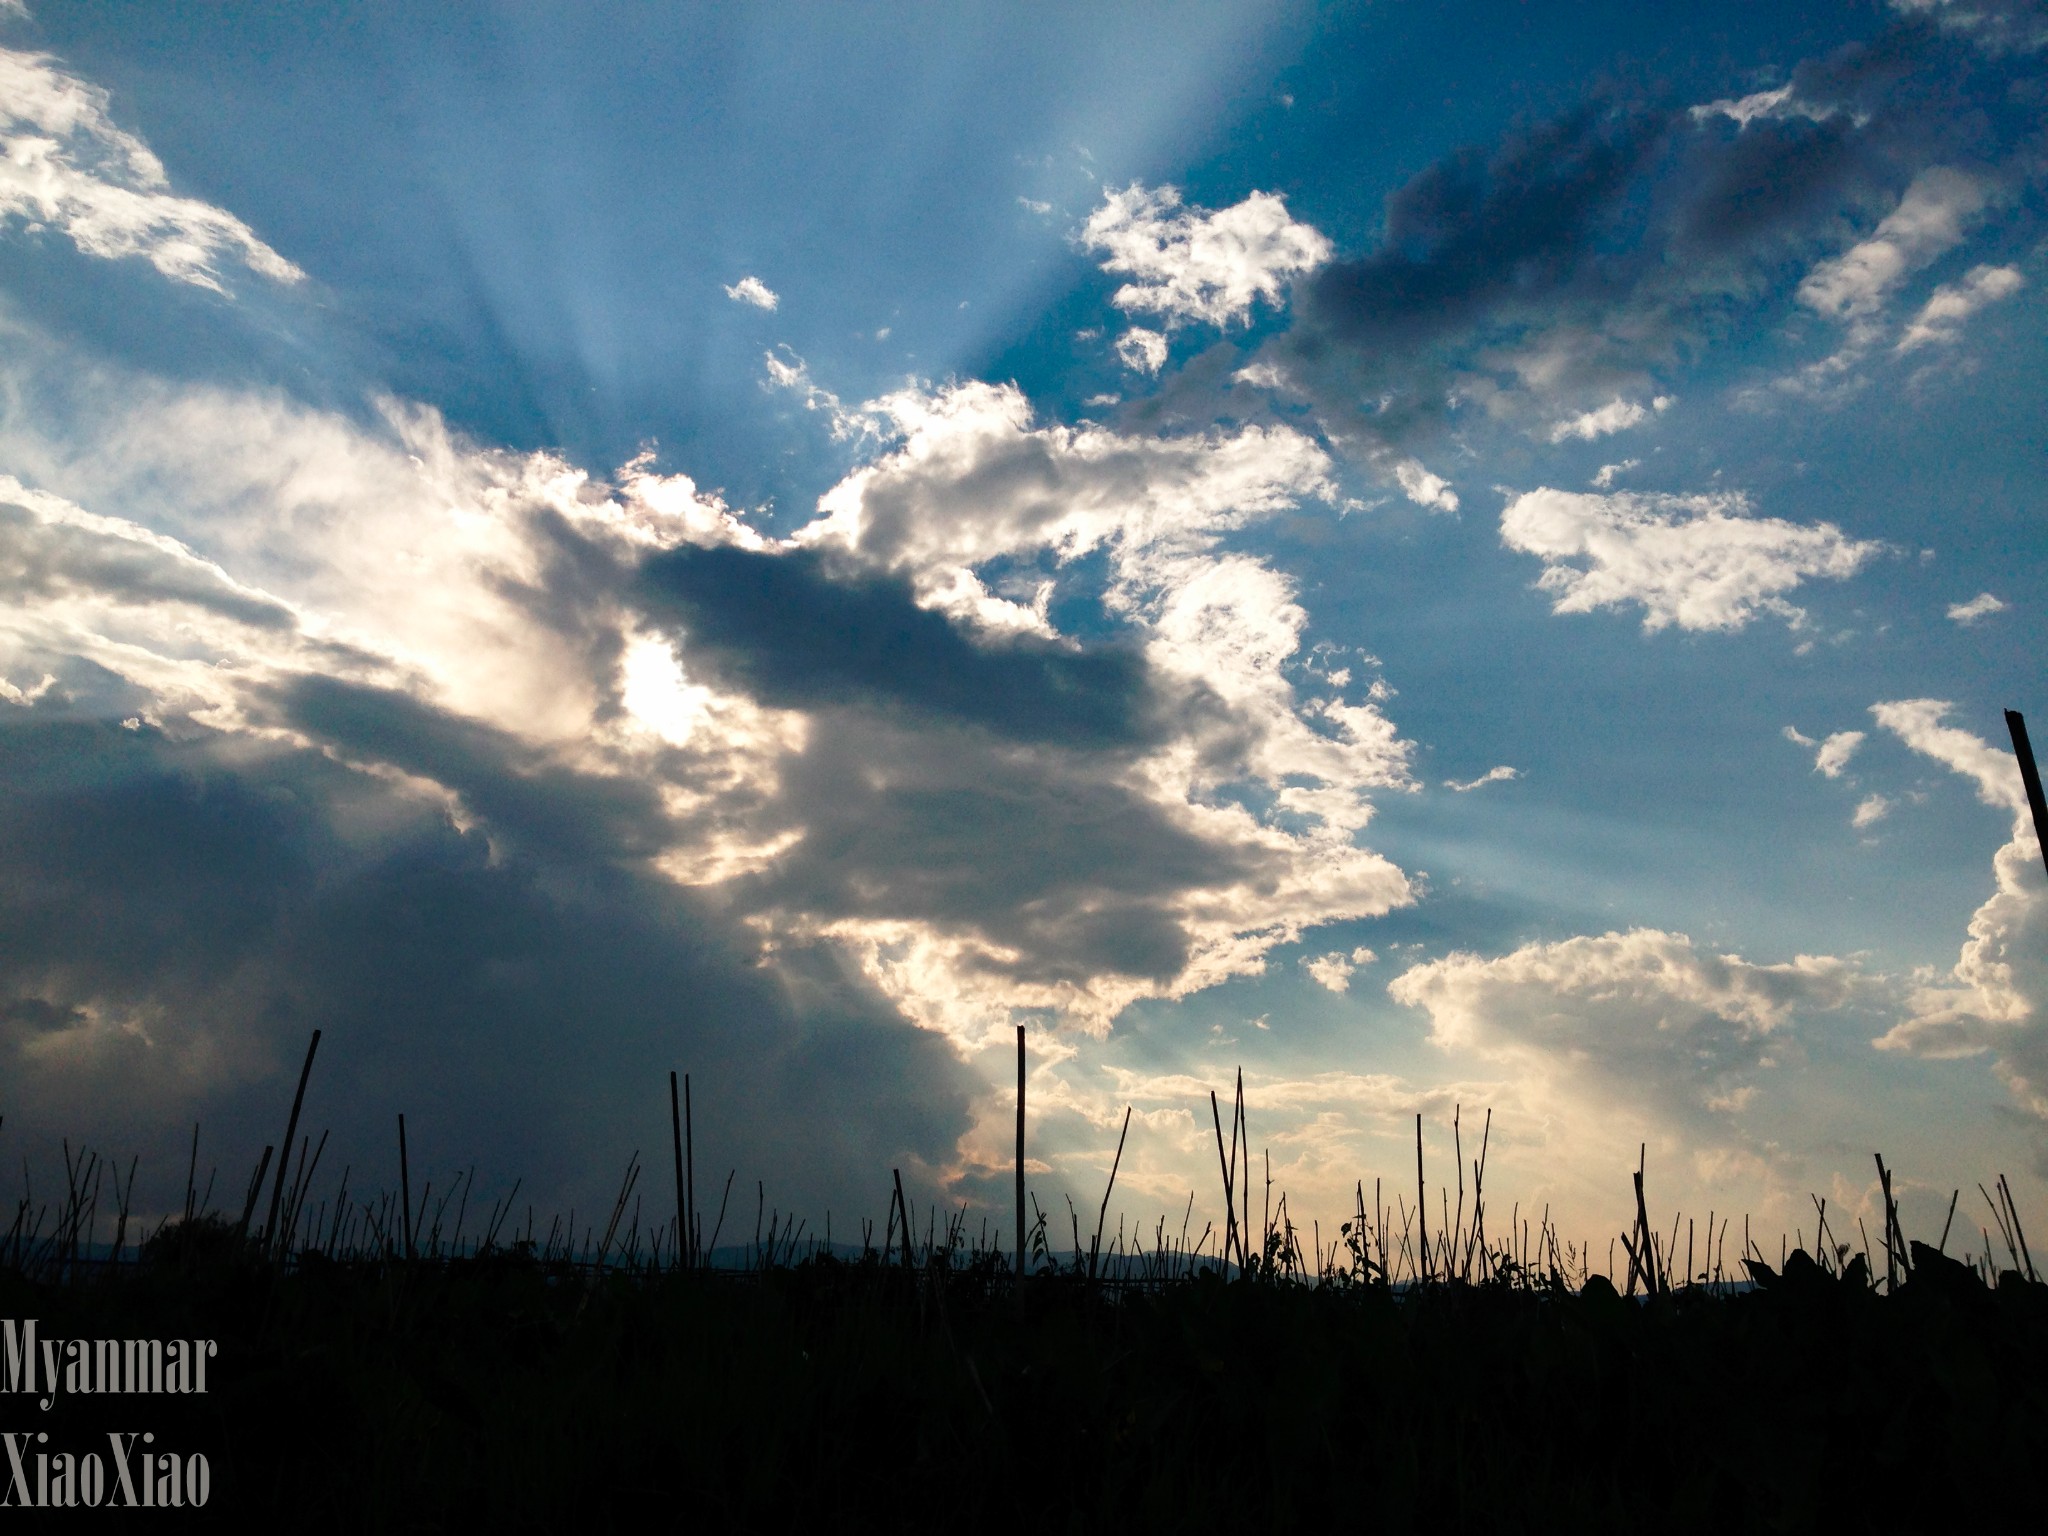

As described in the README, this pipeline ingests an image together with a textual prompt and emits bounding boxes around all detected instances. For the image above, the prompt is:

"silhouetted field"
[5,1179,2046,1531]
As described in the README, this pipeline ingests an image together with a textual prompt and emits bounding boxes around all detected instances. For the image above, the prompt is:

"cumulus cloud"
[1873,703,2048,1125]
[1591,460,1639,488]
[723,275,779,310]
[1080,183,1331,330]
[1853,793,1893,828]
[1302,946,1376,994]
[1,314,1422,1113]
[1898,265,2026,352]
[1796,167,1988,320]
[1389,929,1863,1122]
[1444,765,1518,792]
[1814,730,1865,778]
[1499,487,1881,632]
[0,48,303,293]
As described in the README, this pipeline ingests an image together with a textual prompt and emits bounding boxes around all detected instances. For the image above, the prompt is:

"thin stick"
[670,1072,687,1272]
[1015,1025,1026,1284]
[398,1114,413,1261]
[1209,1091,1238,1270]
[1415,1113,1429,1284]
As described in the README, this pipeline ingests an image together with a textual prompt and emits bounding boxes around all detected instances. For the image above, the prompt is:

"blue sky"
[3,0,2045,1264]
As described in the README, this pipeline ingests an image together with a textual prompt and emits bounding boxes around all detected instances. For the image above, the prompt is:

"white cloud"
[1948,591,2008,625]
[1444,766,1518,792]
[1870,699,2025,813]
[1499,488,1881,633]
[1875,704,2048,1121]
[1115,326,1168,375]
[1392,458,1458,513]
[1797,168,1988,321]
[1016,197,1052,216]
[1897,265,2025,353]
[1080,182,1331,330]
[1783,724,1816,748]
[1591,460,1639,489]
[1814,730,1864,778]
[0,47,303,292]
[1853,794,1892,828]
[1547,397,1649,443]
[723,275,779,310]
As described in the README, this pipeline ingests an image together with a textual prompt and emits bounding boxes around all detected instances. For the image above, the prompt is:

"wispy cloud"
[1947,590,2008,624]
[0,47,303,292]
[1898,265,2025,353]
[1546,395,1670,443]
[1444,766,1518,792]
[1814,730,1864,778]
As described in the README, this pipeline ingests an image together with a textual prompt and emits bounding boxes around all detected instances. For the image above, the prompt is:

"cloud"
[1796,167,1988,320]
[1889,0,2048,53]
[1444,765,1519,792]
[1,327,1422,1090]
[0,48,303,293]
[1947,590,2009,624]
[1870,699,2024,812]
[1853,793,1893,828]
[1898,265,2026,353]
[1389,928,1863,1121]
[1814,730,1865,778]
[723,275,779,310]
[1392,458,1459,513]
[1115,327,1168,375]
[1499,488,1881,633]
[1591,460,1639,488]
[1688,84,1836,128]
[1874,703,2048,1126]
[1080,183,1332,330]
[1783,724,1817,747]
[1253,26,2040,455]
[1302,946,1376,994]
[1546,396,1669,443]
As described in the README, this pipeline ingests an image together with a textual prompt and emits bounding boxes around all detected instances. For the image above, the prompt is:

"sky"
[2,0,2046,1268]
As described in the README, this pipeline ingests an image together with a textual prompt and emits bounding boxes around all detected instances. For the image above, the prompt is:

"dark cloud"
[0,702,979,1224]
[1296,105,1670,358]
[1256,17,2045,443]
[736,710,1274,988]
[637,542,1161,750]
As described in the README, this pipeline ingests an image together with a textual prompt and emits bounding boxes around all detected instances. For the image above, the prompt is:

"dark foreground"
[4,1241,2045,1533]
